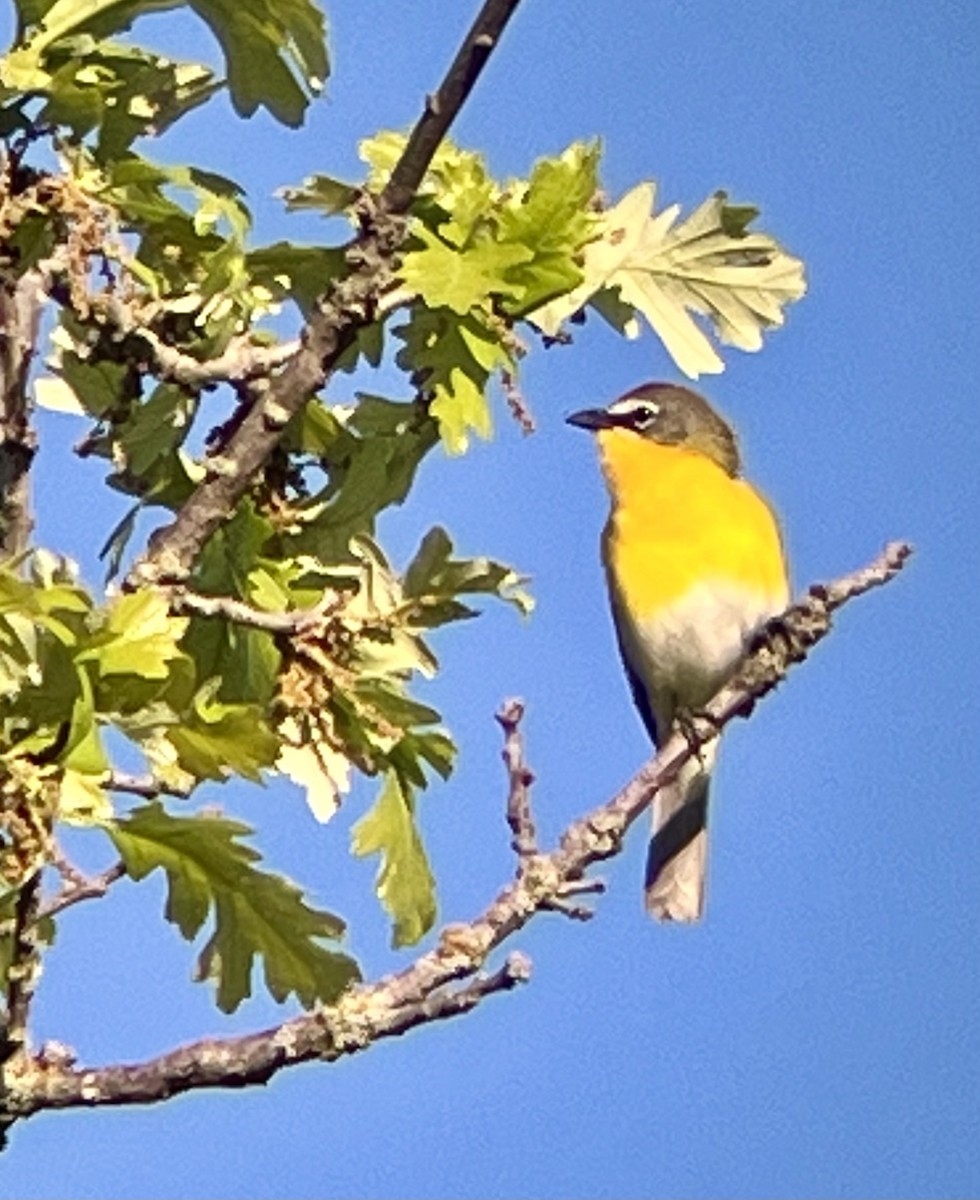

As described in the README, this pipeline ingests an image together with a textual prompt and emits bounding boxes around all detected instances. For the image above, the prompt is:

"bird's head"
[567,382,741,477]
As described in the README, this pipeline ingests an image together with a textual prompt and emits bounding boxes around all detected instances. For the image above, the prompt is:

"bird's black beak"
[566,407,617,431]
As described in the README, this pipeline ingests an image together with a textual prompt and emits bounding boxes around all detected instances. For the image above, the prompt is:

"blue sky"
[2,1,979,1196]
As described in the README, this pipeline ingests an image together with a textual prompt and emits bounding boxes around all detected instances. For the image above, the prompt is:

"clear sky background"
[1,1,978,1197]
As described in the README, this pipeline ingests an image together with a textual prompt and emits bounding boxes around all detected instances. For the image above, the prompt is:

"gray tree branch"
[0,542,912,1124]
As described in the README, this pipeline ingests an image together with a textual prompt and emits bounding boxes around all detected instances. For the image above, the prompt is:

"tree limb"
[380,0,523,213]
[1,542,912,1122]
[105,305,302,387]
[127,0,524,589]
[0,267,43,557]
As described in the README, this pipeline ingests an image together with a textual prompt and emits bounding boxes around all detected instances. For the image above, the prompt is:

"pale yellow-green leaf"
[277,733,350,824]
[344,535,401,621]
[351,772,436,947]
[34,376,86,415]
[246,566,293,612]
[59,769,114,825]
[431,367,492,455]
[529,182,806,378]
[91,590,189,679]
[139,732,197,795]
[530,182,653,337]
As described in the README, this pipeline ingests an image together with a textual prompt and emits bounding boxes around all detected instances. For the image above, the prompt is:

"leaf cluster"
[0,0,806,1017]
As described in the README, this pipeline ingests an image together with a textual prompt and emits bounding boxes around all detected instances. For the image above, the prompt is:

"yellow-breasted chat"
[568,382,789,922]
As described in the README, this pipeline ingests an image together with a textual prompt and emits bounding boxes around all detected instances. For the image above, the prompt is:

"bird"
[567,382,789,922]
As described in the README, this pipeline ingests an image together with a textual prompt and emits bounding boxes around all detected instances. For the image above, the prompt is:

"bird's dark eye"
[632,404,658,426]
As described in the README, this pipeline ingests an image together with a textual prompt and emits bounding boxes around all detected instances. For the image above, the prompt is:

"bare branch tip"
[885,540,914,568]
[503,950,532,982]
[543,896,595,922]
[495,697,525,729]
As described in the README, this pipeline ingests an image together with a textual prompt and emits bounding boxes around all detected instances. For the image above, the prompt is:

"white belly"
[618,576,787,729]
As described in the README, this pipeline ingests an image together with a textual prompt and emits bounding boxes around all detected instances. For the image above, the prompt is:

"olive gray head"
[566,382,741,477]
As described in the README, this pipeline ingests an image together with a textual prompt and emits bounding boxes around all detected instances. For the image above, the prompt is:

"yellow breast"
[597,428,789,621]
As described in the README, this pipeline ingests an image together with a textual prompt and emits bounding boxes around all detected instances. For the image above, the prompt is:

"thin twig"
[1,543,912,1121]
[497,698,537,858]
[38,863,126,921]
[126,321,300,387]
[165,587,339,635]
[500,369,536,435]
[103,772,192,800]
[49,845,87,890]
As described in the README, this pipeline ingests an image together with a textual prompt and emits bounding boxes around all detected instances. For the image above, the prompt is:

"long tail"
[644,753,713,922]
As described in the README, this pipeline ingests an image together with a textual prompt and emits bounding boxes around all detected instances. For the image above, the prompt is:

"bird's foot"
[674,706,721,767]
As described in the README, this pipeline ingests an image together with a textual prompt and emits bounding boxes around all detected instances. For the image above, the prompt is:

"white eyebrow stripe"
[608,398,660,417]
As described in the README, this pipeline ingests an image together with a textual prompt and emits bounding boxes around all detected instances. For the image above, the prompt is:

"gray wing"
[609,607,665,746]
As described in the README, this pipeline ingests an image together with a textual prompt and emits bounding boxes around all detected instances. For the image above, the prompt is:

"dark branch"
[0,874,42,1074]
[381,0,523,212]
[3,543,912,1121]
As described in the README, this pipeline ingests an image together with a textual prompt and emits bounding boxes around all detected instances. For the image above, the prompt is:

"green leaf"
[62,672,109,774]
[246,241,346,317]
[98,502,141,583]
[352,679,441,733]
[359,131,495,234]
[278,174,359,217]
[38,39,219,158]
[89,155,254,337]
[351,772,436,948]
[108,802,360,1012]
[394,308,511,454]
[284,395,439,561]
[403,526,534,620]
[3,0,328,128]
[86,589,189,680]
[166,684,280,782]
[194,499,275,597]
[495,140,600,313]
[115,383,197,477]
[55,353,133,419]
[400,223,531,316]
[178,501,281,705]
[190,0,329,126]
[530,183,806,378]
[59,767,114,824]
